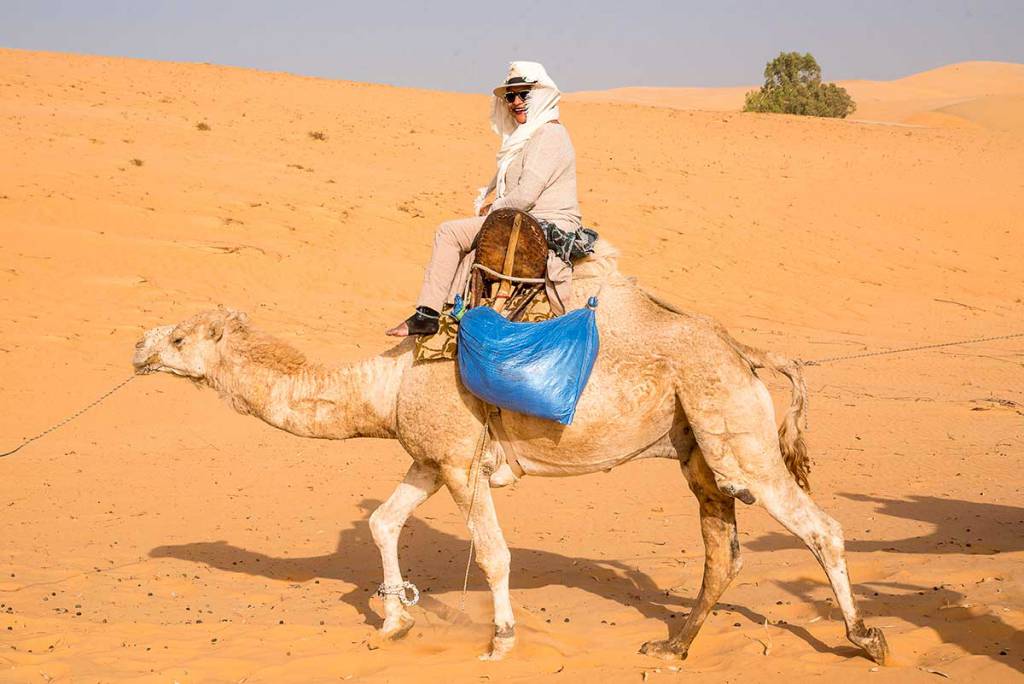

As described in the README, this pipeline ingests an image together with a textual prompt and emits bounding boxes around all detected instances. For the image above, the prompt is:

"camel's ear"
[209,319,224,342]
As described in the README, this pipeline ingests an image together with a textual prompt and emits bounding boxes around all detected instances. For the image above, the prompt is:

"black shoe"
[387,306,440,337]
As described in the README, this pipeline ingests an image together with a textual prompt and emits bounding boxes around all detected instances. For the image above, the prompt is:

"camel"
[131,242,889,664]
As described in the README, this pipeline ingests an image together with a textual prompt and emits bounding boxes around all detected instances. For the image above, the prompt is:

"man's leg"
[416,216,486,312]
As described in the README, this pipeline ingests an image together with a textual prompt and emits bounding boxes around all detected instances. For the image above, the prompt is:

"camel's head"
[133,308,249,379]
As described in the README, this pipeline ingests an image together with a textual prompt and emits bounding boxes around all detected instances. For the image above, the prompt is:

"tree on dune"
[743,52,856,118]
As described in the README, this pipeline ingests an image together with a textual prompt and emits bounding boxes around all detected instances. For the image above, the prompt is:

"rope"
[471,263,547,284]
[459,405,491,612]
[0,375,138,458]
[802,332,1024,367]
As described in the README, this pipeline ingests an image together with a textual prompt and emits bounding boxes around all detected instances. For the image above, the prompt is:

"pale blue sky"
[2,0,1022,92]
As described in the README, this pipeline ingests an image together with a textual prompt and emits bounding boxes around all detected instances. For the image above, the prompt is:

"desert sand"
[1,48,1022,682]
[570,61,1024,132]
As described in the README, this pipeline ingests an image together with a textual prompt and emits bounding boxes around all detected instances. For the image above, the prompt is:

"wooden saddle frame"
[468,208,549,320]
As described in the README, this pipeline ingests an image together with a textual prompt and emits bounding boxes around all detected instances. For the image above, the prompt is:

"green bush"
[743,52,856,118]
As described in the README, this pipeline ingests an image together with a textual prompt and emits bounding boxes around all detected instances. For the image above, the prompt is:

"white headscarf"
[474,61,561,214]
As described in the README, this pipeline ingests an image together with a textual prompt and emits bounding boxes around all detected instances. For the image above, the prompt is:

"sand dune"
[570,61,1024,131]
[929,93,1024,134]
[1,49,1022,682]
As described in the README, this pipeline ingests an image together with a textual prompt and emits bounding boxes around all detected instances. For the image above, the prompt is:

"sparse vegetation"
[743,52,855,119]
[308,130,328,141]
[129,158,144,167]
[195,121,211,131]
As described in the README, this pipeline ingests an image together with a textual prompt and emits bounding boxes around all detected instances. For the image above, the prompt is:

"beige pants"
[416,216,486,312]
[416,215,576,315]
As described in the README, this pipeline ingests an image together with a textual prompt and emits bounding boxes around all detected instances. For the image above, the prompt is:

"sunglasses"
[504,90,531,103]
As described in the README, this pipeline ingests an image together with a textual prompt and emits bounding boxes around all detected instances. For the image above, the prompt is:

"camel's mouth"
[134,362,189,377]
[131,351,160,375]
[132,350,189,376]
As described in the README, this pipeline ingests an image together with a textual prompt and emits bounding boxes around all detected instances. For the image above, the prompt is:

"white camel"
[132,244,888,664]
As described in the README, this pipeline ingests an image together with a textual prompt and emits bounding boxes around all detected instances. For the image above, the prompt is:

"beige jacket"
[489,122,581,233]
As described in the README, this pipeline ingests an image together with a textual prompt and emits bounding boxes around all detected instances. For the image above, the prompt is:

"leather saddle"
[470,209,549,314]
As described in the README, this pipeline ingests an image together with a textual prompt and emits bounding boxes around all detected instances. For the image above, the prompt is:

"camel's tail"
[731,341,810,491]
[641,289,811,490]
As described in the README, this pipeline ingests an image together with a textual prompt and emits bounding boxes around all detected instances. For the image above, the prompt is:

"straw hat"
[492,64,539,96]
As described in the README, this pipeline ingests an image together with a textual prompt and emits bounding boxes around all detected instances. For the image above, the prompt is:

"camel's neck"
[207,352,406,441]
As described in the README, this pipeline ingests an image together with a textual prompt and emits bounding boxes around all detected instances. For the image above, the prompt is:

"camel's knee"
[369,508,399,547]
[475,544,511,583]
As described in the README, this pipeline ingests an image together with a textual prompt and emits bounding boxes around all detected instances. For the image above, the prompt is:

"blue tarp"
[457,301,599,425]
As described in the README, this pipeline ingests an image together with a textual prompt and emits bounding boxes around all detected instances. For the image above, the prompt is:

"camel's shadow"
[773,577,1024,674]
[746,493,1024,555]
[150,498,843,656]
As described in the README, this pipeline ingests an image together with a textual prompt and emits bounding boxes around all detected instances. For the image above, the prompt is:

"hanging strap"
[487,409,526,479]
[493,212,523,303]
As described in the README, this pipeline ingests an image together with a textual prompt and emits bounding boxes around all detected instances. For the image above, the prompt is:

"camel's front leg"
[369,461,442,640]
[442,463,515,661]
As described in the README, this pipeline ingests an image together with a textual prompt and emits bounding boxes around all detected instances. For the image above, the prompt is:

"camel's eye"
[172,336,185,348]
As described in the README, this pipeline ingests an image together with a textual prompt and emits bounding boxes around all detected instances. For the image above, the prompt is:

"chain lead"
[803,332,1024,367]
[0,375,138,458]
[2,334,1021,458]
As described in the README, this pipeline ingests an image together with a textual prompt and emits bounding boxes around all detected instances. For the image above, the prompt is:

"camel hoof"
[850,626,889,665]
[380,612,415,641]
[479,634,516,661]
[639,639,688,661]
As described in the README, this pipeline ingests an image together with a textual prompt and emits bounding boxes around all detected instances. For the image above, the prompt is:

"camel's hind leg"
[369,461,442,640]
[683,377,889,664]
[641,448,741,660]
[442,462,515,661]
[754,473,889,664]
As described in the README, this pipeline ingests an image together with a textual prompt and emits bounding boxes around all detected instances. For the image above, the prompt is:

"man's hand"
[478,203,493,217]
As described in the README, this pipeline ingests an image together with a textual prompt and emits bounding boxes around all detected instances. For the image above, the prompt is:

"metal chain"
[803,332,1024,367]
[376,581,420,606]
[0,375,138,458]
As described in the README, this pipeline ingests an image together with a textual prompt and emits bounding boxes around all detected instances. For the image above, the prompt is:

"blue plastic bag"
[457,298,600,425]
